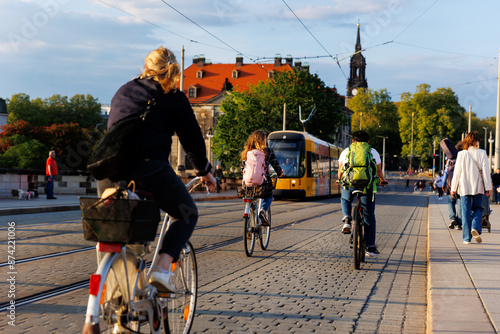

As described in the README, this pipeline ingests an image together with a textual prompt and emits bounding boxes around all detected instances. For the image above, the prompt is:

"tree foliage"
[0,134,48,169]
[0,120,100,170]
[347,88,401,161]
[213,68,345,170]
[7,93,102,128]
[398,84,466,169]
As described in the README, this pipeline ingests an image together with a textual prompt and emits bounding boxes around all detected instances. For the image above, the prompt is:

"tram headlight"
[291,180,296,187]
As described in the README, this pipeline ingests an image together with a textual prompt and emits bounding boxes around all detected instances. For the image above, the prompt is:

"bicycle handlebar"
[186,176,210,194]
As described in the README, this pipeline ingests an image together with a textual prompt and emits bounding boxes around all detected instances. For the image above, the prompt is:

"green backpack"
[342,142,377,189]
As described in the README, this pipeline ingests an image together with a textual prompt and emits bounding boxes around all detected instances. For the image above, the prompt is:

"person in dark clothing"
[214,165,224,193]
[492,168,500,204]
[98,46,216,293]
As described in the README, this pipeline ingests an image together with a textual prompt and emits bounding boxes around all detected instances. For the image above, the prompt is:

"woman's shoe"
[471,229,482,243]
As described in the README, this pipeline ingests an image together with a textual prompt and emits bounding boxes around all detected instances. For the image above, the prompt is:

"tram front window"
[268,139,305,178]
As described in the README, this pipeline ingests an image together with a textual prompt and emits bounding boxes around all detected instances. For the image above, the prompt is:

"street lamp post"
[489,131,495,172]
[207,127,214,166]
[410,112,414,174]
[483,127,488,153]
[377,135,388,177]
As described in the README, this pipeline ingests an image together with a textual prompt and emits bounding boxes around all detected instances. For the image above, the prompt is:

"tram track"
[0,208,339,313]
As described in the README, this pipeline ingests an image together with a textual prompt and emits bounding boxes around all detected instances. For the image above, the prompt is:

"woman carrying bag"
[451,131,492,244]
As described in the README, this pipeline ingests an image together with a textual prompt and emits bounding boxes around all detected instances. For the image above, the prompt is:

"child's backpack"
[342,142,377,189]
[243,149,267,187]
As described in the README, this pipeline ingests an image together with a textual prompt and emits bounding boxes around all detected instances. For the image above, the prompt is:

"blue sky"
[1,0,500,119]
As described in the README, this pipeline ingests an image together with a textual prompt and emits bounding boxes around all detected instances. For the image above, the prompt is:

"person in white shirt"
[434,171,444,200]
[451,131,492,244]
[337,131,388,257]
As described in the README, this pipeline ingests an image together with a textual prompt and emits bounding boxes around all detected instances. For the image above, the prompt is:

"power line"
[280,0,347,79]
[392,0,441,41]
[393,41,496,59]
[96,0,238,54]
[158,0,253,60]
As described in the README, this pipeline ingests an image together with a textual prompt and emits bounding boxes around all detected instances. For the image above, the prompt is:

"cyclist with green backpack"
[337,131,388,257]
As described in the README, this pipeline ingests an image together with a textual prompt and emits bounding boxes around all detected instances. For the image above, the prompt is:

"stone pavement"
[428,194,499,333]
[1,189,500,333]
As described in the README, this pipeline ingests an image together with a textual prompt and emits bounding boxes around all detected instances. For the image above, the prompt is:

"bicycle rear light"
[98,242,122,253]
[89,274,101,296]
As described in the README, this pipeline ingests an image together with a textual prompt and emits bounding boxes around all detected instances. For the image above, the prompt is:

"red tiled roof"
[179,62,293,104]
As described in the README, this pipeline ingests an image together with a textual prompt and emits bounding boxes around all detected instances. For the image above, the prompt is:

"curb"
[0,194,239,216]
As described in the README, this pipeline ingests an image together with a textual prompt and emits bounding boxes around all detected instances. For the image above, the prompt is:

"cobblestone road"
[0,185,427,333]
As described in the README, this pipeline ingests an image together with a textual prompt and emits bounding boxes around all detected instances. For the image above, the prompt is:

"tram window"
[269,139,305,178]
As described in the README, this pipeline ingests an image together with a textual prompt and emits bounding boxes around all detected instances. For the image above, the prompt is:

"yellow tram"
[268,130,342,199]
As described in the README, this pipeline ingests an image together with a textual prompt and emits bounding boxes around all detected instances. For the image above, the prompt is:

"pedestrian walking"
[451,131,492,244]
[435,171,444,200]
[214,164,224,193]
[491,168,500,204]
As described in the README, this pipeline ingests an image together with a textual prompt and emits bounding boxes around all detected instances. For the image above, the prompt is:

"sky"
[2,0,500,120]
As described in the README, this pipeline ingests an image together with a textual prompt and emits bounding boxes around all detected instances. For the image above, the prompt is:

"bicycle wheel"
[259,206,271,250]
[359,216,366,263]
[164,241,198,334]
[100,248,145,333]
[352,202,362,270]
[244,204,256,257]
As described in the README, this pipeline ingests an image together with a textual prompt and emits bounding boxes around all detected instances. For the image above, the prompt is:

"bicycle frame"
[243,197,263,221]
[84,177,204,332]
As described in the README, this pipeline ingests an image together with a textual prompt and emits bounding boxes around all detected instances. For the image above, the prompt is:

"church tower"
[346,23,368,98]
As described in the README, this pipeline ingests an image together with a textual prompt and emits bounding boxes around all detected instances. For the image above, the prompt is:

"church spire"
[346,21,368,99]
[355,22,362,52]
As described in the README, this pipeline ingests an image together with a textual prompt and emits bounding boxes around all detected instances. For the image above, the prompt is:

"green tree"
[213,68,345,170]
[0,120,99,170]
[347,88,401,163]
[7,93,102,128]
[398,84,465,169]
[0,135,47,169]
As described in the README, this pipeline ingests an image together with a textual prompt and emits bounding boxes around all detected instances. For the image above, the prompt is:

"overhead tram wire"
[280,0,347,79]
[392,0,441,41]
[393,42,496,59]
[159,0,255,62]
[96,0,238,54]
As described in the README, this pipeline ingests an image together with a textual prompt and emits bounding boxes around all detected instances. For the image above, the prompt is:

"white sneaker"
[149,266,175,293]
[342,223,351,234]
[471,229,482,243]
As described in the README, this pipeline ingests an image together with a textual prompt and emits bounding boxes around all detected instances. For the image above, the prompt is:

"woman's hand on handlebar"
[202,173,217,193]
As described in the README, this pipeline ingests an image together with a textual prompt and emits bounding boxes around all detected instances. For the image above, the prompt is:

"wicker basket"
[79,197,160,243]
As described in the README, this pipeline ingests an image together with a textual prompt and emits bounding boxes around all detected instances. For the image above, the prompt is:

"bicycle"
[81,177,205,334]
[351,189,366,270]
[337,180,387,270]
[241,174,277,257]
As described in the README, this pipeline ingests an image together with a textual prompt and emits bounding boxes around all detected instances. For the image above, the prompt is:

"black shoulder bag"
[87,98,157,181]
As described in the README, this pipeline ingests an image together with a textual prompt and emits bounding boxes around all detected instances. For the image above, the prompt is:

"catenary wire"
[280,0,347,79]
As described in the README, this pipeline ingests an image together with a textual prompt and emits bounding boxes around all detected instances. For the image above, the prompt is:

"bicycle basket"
[79,197,160,243]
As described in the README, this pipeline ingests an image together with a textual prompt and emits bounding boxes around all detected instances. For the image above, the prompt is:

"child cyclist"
[240,130,284,225]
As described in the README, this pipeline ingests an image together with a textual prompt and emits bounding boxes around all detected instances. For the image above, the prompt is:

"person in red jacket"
[46,150,58,199]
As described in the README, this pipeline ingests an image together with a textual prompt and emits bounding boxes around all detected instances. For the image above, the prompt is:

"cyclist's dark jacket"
[109,77,211,176]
